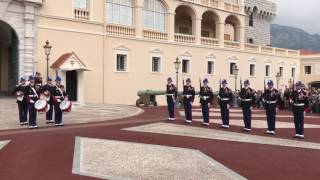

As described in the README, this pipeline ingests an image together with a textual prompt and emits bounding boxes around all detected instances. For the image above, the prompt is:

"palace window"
[230,62,236,75]
[116,54,128,72]
[265,65,270,77]
[182,59,190,74]
[305,66,312,74]
[151,57,161,72]
[250,64,256,77]
[279,67,284,77]
[106,0,133,26]
[74,0,90,20]
[249,13,253,27]
[291,67,296,78]
[207,61,214,75]
[144,0,166,32]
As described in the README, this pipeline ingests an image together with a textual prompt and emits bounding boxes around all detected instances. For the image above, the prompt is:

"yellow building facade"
[0,0,300,105]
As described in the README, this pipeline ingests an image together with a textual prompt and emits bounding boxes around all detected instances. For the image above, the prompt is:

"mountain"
[271,24,320,51]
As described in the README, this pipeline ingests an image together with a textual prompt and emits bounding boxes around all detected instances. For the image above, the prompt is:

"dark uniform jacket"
[183,84,195,103]
[12,84,28,104]
[35,77,43,91]
[290,89,309,113]
[166,84,177,99]
[218,87,233,106]
[26,85,40,103]
[52,85,67,102]
[262,88,280,109]
[199,86,213,105]
[41,84,55,103]
[240,87,256,108]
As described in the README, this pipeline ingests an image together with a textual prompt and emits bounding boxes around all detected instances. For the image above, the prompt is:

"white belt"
[166,94,174,96]
[28,95,37,98]
[184,95,193,98]
[241,99,252,102]
[293,103,304,107]
[265,101,276,104]
[200,96,209,100]
[55,96,63,99]
[221,98,230,101]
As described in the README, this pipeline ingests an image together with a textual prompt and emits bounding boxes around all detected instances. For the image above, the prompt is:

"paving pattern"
[0,140,10,150]
[73,137,246,180]
[0,96,142,130]
[125,122,320,150]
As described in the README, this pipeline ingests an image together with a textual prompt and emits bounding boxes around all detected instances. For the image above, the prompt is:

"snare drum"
[59,100,72,112]
[35,99,49,113]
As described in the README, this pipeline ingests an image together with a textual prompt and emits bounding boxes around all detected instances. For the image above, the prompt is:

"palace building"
[0,0,301,105]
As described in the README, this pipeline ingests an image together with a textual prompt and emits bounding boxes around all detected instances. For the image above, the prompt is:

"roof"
[300,49,320,55]
[51,52,89,71]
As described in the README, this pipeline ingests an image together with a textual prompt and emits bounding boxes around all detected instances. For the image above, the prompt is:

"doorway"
[66,70,78,101]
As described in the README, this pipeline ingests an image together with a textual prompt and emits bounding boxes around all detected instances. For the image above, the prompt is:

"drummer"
[53,76,67,127]
[26,75,40,129]
[41,77,54,124]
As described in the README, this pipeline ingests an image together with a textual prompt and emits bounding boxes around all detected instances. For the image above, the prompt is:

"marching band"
[12,73,72,129]
[166,77,309,139]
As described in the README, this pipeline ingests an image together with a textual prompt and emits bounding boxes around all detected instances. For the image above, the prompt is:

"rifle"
[292,78,295,91]
[240,77,243,90]
[183,78,185,87]
[264,78,266,92]
[199,77,202,90]
[219,77,222,90]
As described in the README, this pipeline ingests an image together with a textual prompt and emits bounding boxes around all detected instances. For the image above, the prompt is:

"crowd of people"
[255,86,320,114]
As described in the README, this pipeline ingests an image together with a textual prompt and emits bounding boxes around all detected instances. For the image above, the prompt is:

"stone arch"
[201,10,220,38]
[224,15,242,41]
[174,4,197,35]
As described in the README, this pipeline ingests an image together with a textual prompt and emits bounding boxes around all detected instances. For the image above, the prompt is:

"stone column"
[238,25,245,50]
[135,0,144,38]
[23,2,37,76]
[216,22,225,48]
[192,17,202,45]
[168,12,175,42]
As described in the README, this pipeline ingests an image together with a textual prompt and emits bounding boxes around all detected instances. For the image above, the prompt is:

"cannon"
[136,90,165,107]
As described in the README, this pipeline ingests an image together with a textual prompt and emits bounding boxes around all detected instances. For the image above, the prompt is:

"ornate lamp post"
[233,64,239,92]
[276,72,281,89]
[43,40,52,82]
[174,57,181,107]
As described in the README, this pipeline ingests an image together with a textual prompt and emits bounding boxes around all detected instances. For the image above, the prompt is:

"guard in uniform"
[239,80,256,132]
[12,77,29,125]
[183,78,195,124]
[262,80,279,135]
[35,72,43,91]
[166,77,177,121]
[26,76,40,129]
[199,78,213,126]
[41,77,54,124]
[218,79,233,128]
[53,76,67,126]
[290,81,308,139]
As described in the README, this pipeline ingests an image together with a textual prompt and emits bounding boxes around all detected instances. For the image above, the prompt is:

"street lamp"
[43,40,52,82]
[233,64,239,92]
[174,57,181,107]
[276,72,281,89]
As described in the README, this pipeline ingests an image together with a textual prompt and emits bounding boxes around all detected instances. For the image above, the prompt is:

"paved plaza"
[0,101,320,180]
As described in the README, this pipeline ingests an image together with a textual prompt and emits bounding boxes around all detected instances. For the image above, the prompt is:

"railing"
[174,33,196,44]
[288,49,300,56]
[201,37,219,46]
[200,0,219,7]
[275,48,287,56]
[106,24,135,36]
[143,30,168,40]
[245,43,259,52]
[74,8,90,20]
[224,40,240,48]
[260,46,274,54]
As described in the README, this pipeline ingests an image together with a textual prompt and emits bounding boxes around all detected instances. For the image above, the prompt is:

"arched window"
[106,0,133,26]
[249,12,253,27]
[143,0,166,32]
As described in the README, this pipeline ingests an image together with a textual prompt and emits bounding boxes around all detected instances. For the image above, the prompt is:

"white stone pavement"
[0,96,142,130]
[125,123,320,150]
[0,140,10,150]
[72,137,246,180]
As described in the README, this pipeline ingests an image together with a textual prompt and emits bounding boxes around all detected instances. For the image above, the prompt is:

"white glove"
[227,104,230,109]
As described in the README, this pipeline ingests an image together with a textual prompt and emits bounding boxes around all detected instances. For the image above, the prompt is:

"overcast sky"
[274,0,320,34]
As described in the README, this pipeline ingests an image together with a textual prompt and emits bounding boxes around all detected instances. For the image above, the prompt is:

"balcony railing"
[260,46,274,54]
[245,43,259,52]
[74,8,90,20]
[201,37,219,46]
[106,24,135,36]
[224,40,240,48]
[174,33,196,44]
[288,49,300,56]
[143,30,168,41]
[275,48,287,56]
[181,0,243,14]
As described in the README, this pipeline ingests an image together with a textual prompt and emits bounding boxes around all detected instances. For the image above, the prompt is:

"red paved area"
[0,107,319,180]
